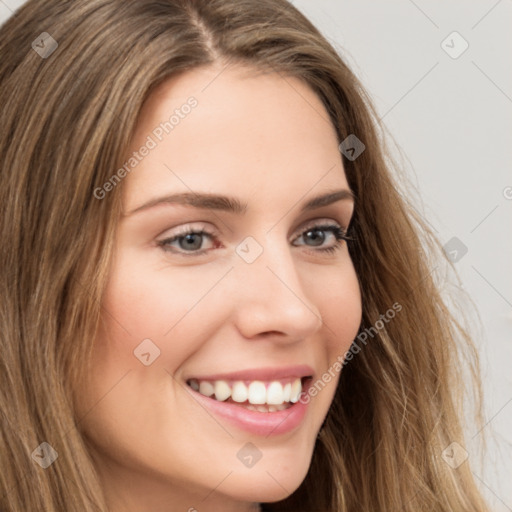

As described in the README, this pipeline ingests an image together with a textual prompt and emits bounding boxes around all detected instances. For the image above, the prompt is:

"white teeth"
[266,381,284,404]
[199,381,214,397]
[214,380,231,402]
[248,381,267,404]
[231,381,248,403]
[189,377,305,406]
[290,379,302,403]
[283,382,291,402]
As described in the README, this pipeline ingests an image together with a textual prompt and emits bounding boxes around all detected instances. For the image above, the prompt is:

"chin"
[218,451,312,503]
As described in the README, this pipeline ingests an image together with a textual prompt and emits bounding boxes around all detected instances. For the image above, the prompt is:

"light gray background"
[1,0,510,509]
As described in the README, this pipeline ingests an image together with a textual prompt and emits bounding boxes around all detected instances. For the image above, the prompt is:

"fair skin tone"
[77,63,362,512]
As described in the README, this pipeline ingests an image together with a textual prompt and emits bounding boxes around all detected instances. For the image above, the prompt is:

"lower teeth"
[219,396,291,413]
[242,403,290,413]
[211,396,291,413]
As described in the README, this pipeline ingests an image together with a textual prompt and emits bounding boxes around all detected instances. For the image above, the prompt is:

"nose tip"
[231,247,323,342]
[264,264,323,331]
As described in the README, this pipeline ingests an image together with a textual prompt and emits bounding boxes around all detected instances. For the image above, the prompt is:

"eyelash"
[157,222,354,258]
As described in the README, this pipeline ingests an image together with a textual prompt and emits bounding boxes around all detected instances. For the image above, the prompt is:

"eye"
[157,225,218,256]
[292,223,352,254]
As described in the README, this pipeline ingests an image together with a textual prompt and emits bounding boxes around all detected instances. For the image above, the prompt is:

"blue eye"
[158,229,215,255]
[292,224,352,254]
[158,223,353,257]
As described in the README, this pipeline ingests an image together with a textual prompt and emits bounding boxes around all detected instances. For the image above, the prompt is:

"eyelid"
[158,221,217,239]
[292,217,347,237]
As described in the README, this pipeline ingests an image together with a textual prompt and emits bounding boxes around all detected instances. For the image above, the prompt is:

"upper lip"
[186,364,315,382]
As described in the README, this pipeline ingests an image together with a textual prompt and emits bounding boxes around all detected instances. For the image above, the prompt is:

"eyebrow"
[124,188,355,217]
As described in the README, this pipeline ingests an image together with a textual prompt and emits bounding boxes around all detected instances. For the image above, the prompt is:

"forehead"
[122,64,349,210]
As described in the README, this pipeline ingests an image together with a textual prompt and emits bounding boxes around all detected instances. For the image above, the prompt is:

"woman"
[0,0,489,510]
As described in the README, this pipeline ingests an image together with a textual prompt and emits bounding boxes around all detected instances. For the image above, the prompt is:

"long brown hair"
[0,0,488,510]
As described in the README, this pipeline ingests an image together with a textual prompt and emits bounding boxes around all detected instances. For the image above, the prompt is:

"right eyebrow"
[124,191,247,216]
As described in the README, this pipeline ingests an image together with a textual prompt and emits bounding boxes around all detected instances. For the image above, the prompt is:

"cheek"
[306,258,362,358]
[76,253,231,459]
[96,250,226,370]
[298,260,361,413]
[77,253,227,426]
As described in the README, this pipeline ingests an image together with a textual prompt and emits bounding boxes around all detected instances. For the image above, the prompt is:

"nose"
[231,237,323,342]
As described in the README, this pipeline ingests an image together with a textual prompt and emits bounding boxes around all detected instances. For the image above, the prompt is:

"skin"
[77,63,362,512]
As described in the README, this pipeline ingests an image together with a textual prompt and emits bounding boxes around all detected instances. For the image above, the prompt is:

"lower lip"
[186,380,312,436]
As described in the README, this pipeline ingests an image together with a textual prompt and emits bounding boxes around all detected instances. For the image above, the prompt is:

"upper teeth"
[188,378,304,405]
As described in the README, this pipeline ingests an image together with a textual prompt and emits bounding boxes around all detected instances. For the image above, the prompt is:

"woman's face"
[78,64,362,512]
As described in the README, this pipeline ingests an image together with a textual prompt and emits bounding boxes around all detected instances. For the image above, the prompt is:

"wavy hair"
[0,0,488,510]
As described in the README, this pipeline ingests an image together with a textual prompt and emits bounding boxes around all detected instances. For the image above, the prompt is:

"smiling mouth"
[185,376,312,413]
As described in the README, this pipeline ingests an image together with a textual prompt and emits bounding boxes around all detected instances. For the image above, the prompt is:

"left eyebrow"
[300,189,355,212]
[123,188,355,217]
